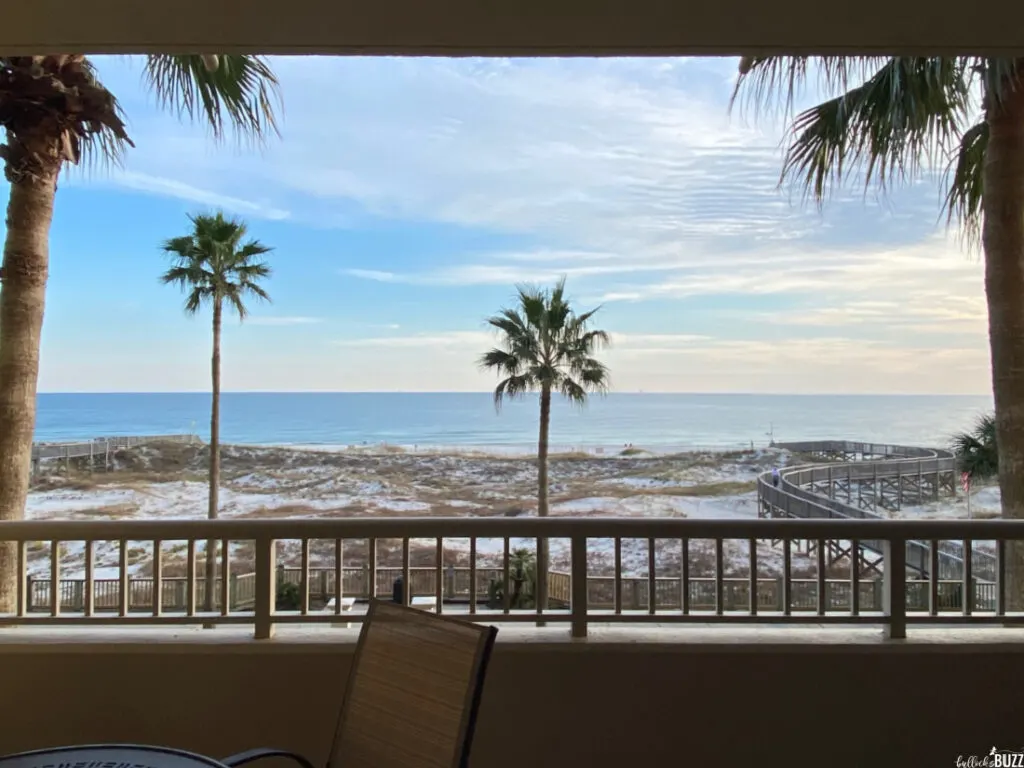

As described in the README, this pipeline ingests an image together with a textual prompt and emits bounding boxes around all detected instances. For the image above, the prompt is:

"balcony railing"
[1,517,1022,639]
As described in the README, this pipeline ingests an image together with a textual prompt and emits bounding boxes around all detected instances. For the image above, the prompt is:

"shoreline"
[32,435,771,459]
[245,441,777,459]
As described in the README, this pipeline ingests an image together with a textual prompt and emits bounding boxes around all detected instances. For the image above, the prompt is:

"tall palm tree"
[953,413,999,481]
[0,55,280,613]
[480,278,610,612]
[161,212,273,615]
[732,56,1024,606]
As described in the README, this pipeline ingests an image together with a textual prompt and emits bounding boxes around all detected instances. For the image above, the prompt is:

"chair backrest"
[328,600,498,768]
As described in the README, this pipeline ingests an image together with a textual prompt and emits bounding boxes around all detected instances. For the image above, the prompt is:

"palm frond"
[160,210,274,319]
[731,56,891,121]
[76,121,132,172]
[493,374,536,410]
[183,287,211,315]
[559,377,588,406]
[579,359,610,390]
[479,348,521,376]
[238,241,273,259]
[75,60,133,171]
[487,315,530,341]
[776,58,972,205]
[225,290,249,320]
[233,261,273,282]
[143,54,281,144]
[942,120,987,248]
[515,284,550,330]
[951,412,999,480]
[733,55,1001,244]
[0,57,135,173]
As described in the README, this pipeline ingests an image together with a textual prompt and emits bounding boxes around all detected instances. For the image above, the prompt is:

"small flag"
[961,472,971,492]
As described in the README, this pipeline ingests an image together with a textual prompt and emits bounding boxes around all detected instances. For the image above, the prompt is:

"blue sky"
[23,56,988,394]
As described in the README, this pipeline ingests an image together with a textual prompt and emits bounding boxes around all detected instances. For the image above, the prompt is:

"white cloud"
[345,269,399,282]
[103,57,952,263]
[108,59,831,248]
[276,328,989,393]
[334,331,491,349]
[246,316,323,326]
[66,57,990,394]
[80,171,291,220]
[340,234,985,343]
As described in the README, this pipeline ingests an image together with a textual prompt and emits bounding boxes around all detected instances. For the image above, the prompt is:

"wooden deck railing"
[26,568,990,614]
[2,516,1022,638]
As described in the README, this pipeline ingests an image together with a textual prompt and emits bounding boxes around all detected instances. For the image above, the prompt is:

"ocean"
[33,392,993,451]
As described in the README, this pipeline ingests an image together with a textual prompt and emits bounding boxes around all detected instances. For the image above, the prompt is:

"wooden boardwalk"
[759,440,994,580]
[31,434,197,474]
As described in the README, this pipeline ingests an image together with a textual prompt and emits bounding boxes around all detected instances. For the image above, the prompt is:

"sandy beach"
[25,440,999,582]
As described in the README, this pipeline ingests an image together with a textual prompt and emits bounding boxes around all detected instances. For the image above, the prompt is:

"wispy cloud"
[84,171,291,220]
[108,59,868,247]
[61,57,988,394]
[334,331,491,348]
[321,328,989,394]
[346,269,399,282]
[247,316,323,326]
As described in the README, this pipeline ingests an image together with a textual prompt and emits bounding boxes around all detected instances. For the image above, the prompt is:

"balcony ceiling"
[5,0,1024,56]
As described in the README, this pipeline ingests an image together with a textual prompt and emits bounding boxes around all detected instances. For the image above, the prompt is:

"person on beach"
[771,467,780,488]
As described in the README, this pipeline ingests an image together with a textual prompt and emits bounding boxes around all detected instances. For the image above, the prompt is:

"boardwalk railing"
[31,434,198,474]
[761,440,994,580]
[2,516,1023,639]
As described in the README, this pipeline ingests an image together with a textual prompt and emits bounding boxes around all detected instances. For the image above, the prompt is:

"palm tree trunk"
[538,385,551,516]
[204,299,223,618]
[0,161,60,614]
[983,66,1024,611]
[536,385,551,620]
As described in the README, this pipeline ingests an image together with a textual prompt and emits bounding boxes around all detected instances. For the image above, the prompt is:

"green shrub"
[276,580,301,610]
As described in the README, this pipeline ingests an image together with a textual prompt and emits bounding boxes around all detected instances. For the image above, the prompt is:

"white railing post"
[535,536,549,628]
[883,537,907,640]
[254,536,276,640]
[570,535,588,639]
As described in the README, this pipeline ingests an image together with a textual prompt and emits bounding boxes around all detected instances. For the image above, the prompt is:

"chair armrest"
[221,748,318,768]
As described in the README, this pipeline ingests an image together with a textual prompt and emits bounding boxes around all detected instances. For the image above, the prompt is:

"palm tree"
[508,547,537,609]
[487,548,537,610]
[161,212,273,616]
[480,278,610,612]
[953,413,999,481]
[731,56,1024,606]
[0,55,280,613]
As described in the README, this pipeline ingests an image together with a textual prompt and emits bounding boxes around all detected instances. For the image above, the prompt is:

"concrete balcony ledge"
[4,624,1024,653]
[4,624,1023,768]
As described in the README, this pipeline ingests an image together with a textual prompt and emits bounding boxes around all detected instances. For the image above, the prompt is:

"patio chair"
[0,600,498,768]
[223,599,499,768]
